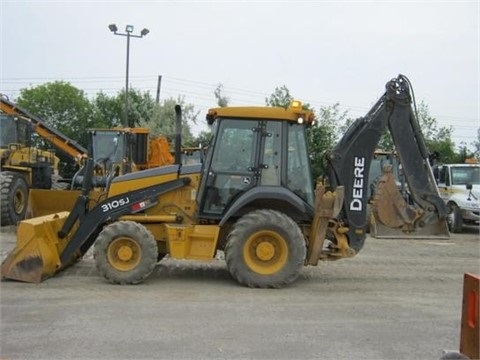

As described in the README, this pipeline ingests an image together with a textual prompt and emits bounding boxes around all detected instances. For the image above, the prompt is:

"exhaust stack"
[174,105,182,165]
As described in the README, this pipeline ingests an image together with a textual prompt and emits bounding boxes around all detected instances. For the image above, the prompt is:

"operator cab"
[0,114,31,148]
[197,102,315,219]
[91,130,126,167]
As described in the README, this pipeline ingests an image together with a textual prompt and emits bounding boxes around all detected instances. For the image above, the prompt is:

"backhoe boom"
[324,75,447,253]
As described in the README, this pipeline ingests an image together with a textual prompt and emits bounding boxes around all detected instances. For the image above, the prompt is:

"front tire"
[447,203,463,233]
[225,209,306,288]
[0,172,29,226]
[94,221,158,284]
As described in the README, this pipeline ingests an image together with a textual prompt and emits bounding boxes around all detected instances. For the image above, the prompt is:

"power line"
[1,74,479,127]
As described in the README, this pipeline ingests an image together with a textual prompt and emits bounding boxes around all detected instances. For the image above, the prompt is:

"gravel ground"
[0,224,479,360]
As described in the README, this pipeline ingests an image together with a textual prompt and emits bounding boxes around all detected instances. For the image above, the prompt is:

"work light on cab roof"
[288,100,315,125]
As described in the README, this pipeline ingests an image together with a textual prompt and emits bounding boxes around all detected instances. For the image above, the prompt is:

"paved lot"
[0,225,478,360]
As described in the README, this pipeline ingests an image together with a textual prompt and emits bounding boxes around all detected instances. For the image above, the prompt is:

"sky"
[0,0,478,148]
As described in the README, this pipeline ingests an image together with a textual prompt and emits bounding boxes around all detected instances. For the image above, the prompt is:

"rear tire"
[0,172,29,226]
[225,209,306,288]
[447,203,463,233]
[94,221,158,284]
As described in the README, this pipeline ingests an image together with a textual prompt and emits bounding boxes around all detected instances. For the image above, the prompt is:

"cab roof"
[206,105,314,124]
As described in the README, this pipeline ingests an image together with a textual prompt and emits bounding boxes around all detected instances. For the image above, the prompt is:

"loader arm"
[323,75,447,254]
[58,177,190,265]
[1,175,190,283]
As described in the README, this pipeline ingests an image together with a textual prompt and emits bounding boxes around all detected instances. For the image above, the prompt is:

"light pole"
[108,24,149,127]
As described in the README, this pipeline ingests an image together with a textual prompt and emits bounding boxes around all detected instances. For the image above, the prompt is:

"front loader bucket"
[1,211,74,283]
[27,189,82,218]
[27,189,103,218]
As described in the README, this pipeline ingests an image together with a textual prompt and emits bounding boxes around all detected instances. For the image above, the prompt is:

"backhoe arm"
[320,75,447,256]
[385,80,446,222]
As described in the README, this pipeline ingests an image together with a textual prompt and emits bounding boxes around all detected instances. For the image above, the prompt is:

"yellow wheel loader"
[1,75,449,287]
[0,96,88,226]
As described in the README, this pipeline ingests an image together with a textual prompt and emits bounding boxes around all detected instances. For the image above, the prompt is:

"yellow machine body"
[110,168,221,261]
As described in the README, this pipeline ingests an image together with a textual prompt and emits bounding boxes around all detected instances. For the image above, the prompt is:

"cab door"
[198,119,260,217]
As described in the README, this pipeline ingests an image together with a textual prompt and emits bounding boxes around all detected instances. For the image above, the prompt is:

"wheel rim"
[13,188,26,215]
[447,205,455,228]
[107,237,142,271]
[243,230,288,275]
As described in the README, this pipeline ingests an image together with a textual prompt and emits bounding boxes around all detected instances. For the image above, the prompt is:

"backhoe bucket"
[1,211,74,283]
[371,168,450,239]
[370,216,450,239]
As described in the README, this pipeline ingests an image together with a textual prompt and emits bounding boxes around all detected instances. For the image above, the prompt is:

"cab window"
[287,124,314,205]
[202,119,258,214]
[261,121,281,186]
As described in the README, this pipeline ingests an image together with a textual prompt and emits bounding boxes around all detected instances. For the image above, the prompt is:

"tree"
[265,85,293,108]
[473,128,480,160]
[16,81,94,147]
[93,90,200,148]
[309,103,349,180]
[92,88,157,128]
[138,96,198,146]
[456,127,480,162]
[124,89,157,128]
[193,130,213,148]
[214,84,229,107]
[91,91,124,129]
[427,131,457,164]
[412,102,455,163]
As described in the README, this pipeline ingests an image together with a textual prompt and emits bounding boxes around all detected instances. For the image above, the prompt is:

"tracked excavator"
[1,75,449,287]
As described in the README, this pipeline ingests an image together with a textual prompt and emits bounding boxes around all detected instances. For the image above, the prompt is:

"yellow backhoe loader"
[1,75,449,287]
